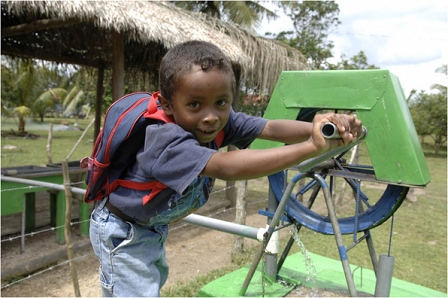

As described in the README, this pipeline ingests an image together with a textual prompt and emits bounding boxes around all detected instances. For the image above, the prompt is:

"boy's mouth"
[198,129,217,135]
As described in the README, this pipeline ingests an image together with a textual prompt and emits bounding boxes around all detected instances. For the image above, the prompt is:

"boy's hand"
[309,114,362,153]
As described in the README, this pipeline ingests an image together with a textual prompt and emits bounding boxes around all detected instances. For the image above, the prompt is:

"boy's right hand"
[309,113,362,153]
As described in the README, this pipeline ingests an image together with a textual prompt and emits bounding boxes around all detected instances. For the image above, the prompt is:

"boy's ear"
[158,93,173,116]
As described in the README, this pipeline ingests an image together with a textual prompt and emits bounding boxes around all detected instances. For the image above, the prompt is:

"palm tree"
[173,1,278,31]
[62,85,87,119]
[1,57,79,133]
[1,57,39,134]
[33,88,68,122]
[431,64,447,95]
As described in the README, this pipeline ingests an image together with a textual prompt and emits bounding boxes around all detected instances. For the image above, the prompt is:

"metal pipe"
[298,126,368,173]
[181,214,263,240]
[321,122,368,139]
[239,173,307,296]
[2,175,266,241]
[374,254,395,297]
[2,175,267,240]
[321,122,341,139]
[1,175,86,195]
[313,173,357,296]
[265,184,279,280]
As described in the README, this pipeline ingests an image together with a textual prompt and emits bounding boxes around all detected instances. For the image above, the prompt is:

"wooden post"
[112,30,124,101]
[230,64,248,256]
[62,159,81,297]
[46,123,53,164]
[226,63,241,208]
[94,67,104,141]
[231,180,248,257]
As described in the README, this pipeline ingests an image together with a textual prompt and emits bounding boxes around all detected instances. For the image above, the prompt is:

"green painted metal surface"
[198,252,446,297]
[24,193,35,233]
[251,70,430,187]
[198,263,296,297]
[1,168,89,243]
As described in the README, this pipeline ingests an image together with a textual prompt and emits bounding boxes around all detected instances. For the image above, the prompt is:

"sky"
[259,0,447,97]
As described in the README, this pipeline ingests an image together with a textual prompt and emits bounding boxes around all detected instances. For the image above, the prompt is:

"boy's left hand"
[327,113,363,143]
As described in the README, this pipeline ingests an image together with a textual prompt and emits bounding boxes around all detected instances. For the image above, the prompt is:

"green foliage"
[263,2,381,71]
[1,57,38,108]
[328,51,379,70]
[431,64,447,92]
[238,92,269,116]
[173,1,277,30]
[62,86,86,117]
[33,88,68,122]
[1,57,99,130]
[1,57,70,131]
[1,62,16,107]
[268,1,341,70]
[409,66,447,156]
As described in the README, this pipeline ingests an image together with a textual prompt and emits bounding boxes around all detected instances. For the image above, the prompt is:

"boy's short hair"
[159,40,236,102]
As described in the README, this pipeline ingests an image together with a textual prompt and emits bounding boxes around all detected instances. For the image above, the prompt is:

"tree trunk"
[434,143,440,155]
[18,115,26,134]
[232,180,248,257]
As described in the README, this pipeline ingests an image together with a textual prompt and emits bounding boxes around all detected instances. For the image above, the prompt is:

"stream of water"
[289,225,319,297]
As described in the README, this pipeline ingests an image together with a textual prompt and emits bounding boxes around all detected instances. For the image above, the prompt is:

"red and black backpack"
[81,92,224,204]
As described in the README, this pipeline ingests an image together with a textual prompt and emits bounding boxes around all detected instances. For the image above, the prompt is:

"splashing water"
[289,225,319,297]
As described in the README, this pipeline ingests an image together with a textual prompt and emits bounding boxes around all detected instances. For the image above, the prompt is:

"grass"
[1,117,96,167]
[1,117,446,295]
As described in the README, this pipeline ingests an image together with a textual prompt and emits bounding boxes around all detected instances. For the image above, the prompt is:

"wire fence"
[1,182,269,291]
[1,179,88,243]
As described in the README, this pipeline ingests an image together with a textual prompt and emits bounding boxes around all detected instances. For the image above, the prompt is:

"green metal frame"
[251,70,430,187]
[1,169,89,244]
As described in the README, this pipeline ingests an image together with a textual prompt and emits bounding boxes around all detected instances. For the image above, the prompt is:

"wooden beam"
[1,18,84,38]
[112,30,125,101]
[0,49,101,68]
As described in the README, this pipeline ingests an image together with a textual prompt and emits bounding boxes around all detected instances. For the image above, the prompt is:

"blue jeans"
[90,198,169,297]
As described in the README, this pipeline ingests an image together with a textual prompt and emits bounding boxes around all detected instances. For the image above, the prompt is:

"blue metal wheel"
[268,108,409,235]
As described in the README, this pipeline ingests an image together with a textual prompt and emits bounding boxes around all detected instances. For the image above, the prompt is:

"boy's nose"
[202,110,219,123]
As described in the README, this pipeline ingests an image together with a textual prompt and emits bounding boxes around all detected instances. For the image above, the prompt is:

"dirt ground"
[1,178,382,297]
[1,209,370,297]
[0,188,272,297]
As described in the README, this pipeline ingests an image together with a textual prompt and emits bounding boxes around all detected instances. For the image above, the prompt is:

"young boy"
[90,40,362,296]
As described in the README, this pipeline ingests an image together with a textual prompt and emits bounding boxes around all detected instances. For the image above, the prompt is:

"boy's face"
[159,66,234,145]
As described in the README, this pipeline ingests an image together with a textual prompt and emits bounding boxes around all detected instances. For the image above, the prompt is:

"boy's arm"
[202,113,362,181]
[202,138,320,181]
[257,119,313,144]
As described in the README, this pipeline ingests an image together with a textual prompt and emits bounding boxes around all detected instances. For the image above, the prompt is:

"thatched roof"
[1,1,308,93]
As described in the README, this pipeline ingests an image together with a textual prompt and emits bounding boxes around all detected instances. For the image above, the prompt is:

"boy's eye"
[216,99,228,107]
[188,102,200,108]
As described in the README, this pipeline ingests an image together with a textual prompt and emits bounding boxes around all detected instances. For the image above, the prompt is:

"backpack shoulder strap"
[144,91,174,123]
[215,130,225,148]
